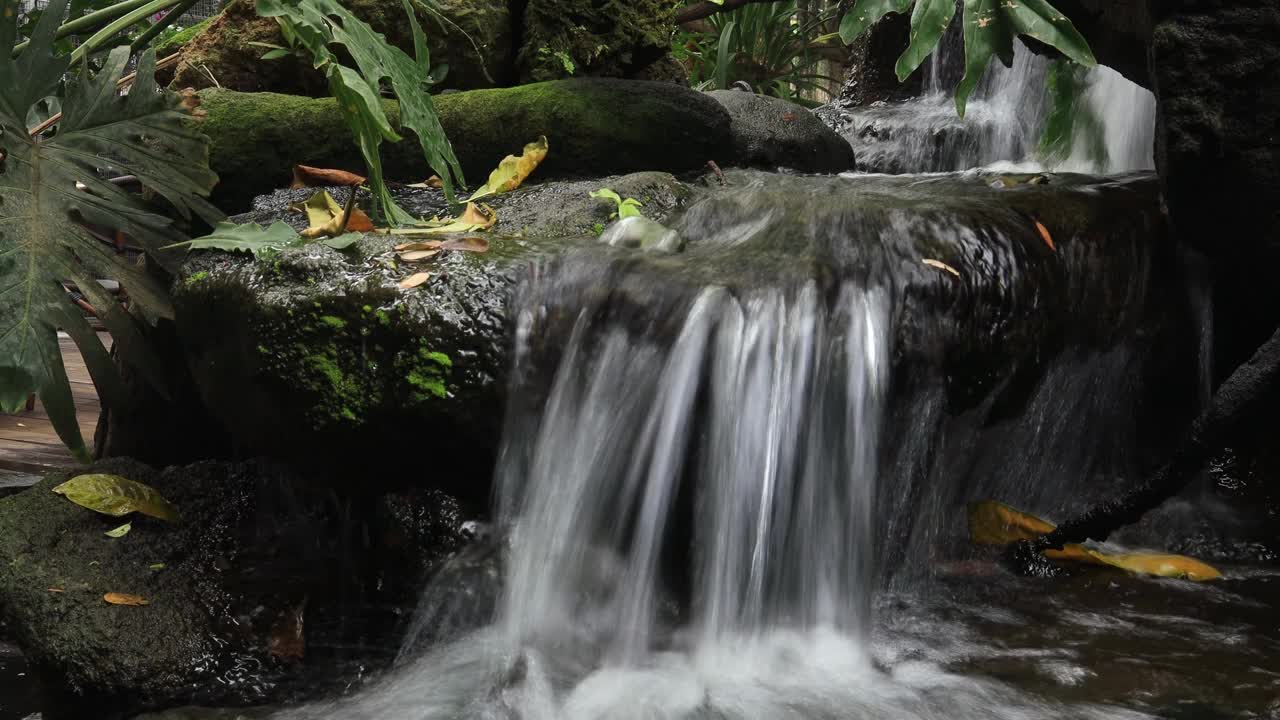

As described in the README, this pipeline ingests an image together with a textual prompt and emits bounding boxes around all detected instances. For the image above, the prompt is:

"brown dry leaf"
[291,165,366,189]
[406,176,445,189]
[398,272,431,290]
[395,240,442,252]
[922,258,961,277]
[1034,220,1055,251]
[48,587,65,593]
[439,236,489,253]
[400,249,440,262]
[104,592,150,606]
[468,136,550,202]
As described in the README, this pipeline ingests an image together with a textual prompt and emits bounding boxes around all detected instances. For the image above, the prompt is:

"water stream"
[159,171,1277,720]
[826,39,1157,175]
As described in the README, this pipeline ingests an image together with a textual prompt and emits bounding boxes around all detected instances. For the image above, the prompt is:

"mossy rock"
[174,173,694,501]
[518,0,684,84]
[198,79,732,212]
[168,0,510,94]
[0,459,470,717]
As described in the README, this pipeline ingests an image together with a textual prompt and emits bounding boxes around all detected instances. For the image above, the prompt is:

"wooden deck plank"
[0,333,104,475]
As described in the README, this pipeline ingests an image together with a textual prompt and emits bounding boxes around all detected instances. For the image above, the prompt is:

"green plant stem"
[129,0,199,52]
[11,0,156,57]
[70,0,183,64]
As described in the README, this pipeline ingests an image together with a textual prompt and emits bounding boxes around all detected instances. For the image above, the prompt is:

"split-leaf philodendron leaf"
[0,0,221,459]
[839,0,1095,117]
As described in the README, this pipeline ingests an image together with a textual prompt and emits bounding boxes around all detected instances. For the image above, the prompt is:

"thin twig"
[339,186,359,234]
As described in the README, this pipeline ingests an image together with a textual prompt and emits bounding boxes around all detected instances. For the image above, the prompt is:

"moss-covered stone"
[198,79,732,211]
[517,0,684,84]
[168,0,510,94]
[0,458,471,717]
[154,16,214,58]
[174,173,693,501]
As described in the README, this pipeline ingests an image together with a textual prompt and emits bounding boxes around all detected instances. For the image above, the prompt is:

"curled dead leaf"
[1034,220,1055,251]
[291,165,366,189]
[295,190,375,238]
[48,588,65,593]
[440,237,489,253]
[922,258,961,277]
[104,592,149,606]
[399,249,440,262]
[398,272,431,290]
[468,136,549,202]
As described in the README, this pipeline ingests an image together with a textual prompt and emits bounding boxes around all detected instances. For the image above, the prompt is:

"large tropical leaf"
[838,0,912,45]
[0,0,220,459]
[894,0,956,81]
[256,0,465,224]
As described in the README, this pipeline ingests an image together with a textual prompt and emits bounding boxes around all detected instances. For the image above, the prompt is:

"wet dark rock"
[173,173,692,502]
[199,80,731,211]
[707,90,857,174]
[0,458,473,719]
[1153,0,1280,377]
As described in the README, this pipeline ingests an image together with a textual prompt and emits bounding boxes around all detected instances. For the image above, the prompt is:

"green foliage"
[839,0,1095,116]
[256,0,464,223]
[590,188,643,220]
[675,1,839,104]
[170,220,362,257]
[1039,59,1107,167]
[0,0,219,458]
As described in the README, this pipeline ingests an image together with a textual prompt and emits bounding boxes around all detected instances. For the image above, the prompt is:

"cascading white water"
[833,39,1157,174]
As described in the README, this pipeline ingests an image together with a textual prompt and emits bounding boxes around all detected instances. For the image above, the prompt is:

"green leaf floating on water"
[53,474,180,523]
[104,522,132,538]
[0,0,222,458]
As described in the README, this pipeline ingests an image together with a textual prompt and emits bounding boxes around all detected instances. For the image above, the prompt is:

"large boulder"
[198,79,733,211]
[0,458,472,718]
[168,0,511,94]
[708,90,857,173]
[173,172,694,502]
[168,170,1189,503]
[517,0,684,84]
[1153,0,1280,376]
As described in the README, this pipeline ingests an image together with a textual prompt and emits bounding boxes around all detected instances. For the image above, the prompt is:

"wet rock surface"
[0,459,475,719]
[174,173,693,502]
[708,90,857,174]
[172,170,1189,502]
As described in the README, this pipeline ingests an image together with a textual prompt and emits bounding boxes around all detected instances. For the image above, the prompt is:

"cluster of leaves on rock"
[837,0,1096,115]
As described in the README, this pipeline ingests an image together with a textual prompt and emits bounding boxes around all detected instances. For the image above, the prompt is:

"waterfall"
[829,40,1157,175]
[264,171,1187,720]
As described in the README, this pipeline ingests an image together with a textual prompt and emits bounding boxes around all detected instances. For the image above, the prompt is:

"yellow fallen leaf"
[968,501,1056,545]
[1034,219,1055,251]
[398,272,431,290]
[922,258,960,277]
[468,136,549,202]
[384,203,497,236]
[104,592,149,606]
[104,522,132,538]
[967,500,1221,582]
[294,190,374,239]
[53,474,180,523]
